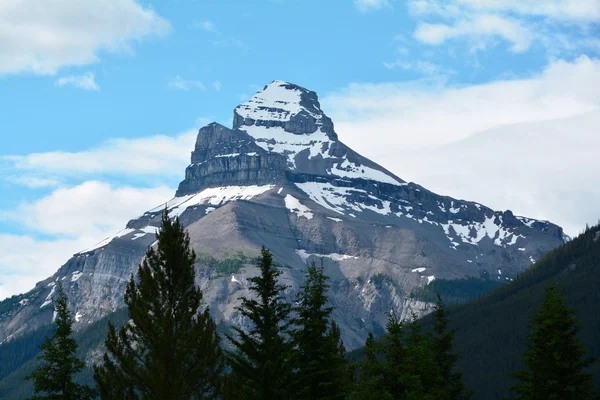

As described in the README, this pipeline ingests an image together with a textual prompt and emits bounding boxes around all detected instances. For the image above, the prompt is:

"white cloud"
[55,72,99,91]
[168,75,206,91]
[408,0,600,53]
[5,130,196,178]
[322,55,600,236]
[212,80,222,91]
[0,0,170,75]
[455,0,600,23]
[414,14,533,52]
[354,0,392,12]
[0,181,173,299]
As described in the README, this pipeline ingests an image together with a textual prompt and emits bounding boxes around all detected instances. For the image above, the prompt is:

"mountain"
[416,223,600,400]
[0,80,567,353]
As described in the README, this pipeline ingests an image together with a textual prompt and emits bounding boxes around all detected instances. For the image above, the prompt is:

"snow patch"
[329,159,402,186]
[426,276,436,285]
[40,285,57,308]
[327,217,343,222]
[71,271,83,282]
[411,267,426,273]
[296,249,358,263]
[75,312,83,322]
[284,195,313,220]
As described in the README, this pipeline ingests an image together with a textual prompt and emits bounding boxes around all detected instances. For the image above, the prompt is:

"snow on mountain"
[0,80,568,350]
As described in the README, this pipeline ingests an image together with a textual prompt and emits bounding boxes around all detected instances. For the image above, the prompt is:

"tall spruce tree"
[224,247,293,400]
[508,282,597,400]
[93,210,223,400]
[292,261,349,400]
[348,332,393,400]
[431,294,470,400]
[350,314,410,400]
[26,282,96,400]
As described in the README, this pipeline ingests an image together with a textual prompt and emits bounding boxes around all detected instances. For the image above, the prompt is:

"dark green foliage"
[412,277,504,305]
[418,224,600,399]
[350,305,469,400]
[224,247,293,400]
[196,251,259,276]
[26,282,96,400]
[94,210,224,399]
[0,308,130,400]
[292,262,349,400]
[0,324,52,381]
[431,295,470,400]
[349,314,431,400]
[508,282,596,400]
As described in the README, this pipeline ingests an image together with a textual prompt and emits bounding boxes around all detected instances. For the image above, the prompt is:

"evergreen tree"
[93,210,224,400]
[348,332,392,400]
[350,314,412,400]
[26,282,96,400]
[224,247,293,400]
[431,294,470,400]
[508,282,596,400]
[292,262,349,400]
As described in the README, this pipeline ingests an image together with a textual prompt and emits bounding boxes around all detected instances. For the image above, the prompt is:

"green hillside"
[422,223,600,400]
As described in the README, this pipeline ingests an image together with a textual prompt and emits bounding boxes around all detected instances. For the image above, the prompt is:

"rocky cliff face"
[0,80,568,350]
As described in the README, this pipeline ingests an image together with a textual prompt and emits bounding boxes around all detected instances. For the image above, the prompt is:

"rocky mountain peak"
[0,80,569,352]
[232,80,337,140]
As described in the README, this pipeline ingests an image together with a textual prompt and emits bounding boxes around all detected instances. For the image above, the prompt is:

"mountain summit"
[0,81,567,349]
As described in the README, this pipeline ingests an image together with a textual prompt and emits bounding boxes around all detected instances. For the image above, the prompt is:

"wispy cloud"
[55,72,100,91]
[354,0,392,13]
[5,130,196,178]
[414,14,533,53]
[168,75,206,91]
[191,19,245,48]
[212,80,222,91]
[383,59,452,75]
[192,19,216,32]
[6,176,62,188]
[408,0,600,54]
[0,0,170,75]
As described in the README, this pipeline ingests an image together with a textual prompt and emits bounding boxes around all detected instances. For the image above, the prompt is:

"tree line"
[24,211,597,399]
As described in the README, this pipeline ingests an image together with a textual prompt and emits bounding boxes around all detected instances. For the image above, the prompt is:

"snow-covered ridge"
[294,181,534,250]
[149,185,276,217]
[80,185,276,254]
[235,80,314,123]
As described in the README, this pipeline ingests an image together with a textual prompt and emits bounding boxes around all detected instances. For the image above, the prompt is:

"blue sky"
[1,0,599,298]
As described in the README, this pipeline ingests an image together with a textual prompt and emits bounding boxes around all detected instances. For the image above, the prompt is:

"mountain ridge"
[0,80,567,350]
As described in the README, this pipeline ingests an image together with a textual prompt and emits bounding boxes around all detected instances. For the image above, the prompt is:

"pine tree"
[93,210,224,400]
[292,261,349,400]
[224,247,293,400]
[508,282,597,400]
[26,282,96,400]
[431,294,470,400]
[348,332,393,400]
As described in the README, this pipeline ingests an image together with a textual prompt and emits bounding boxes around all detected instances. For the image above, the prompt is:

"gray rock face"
[0,80,568,350]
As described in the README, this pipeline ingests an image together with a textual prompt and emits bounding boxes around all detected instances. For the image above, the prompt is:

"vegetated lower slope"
[0,308,128,400]
[424,223,600,400]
